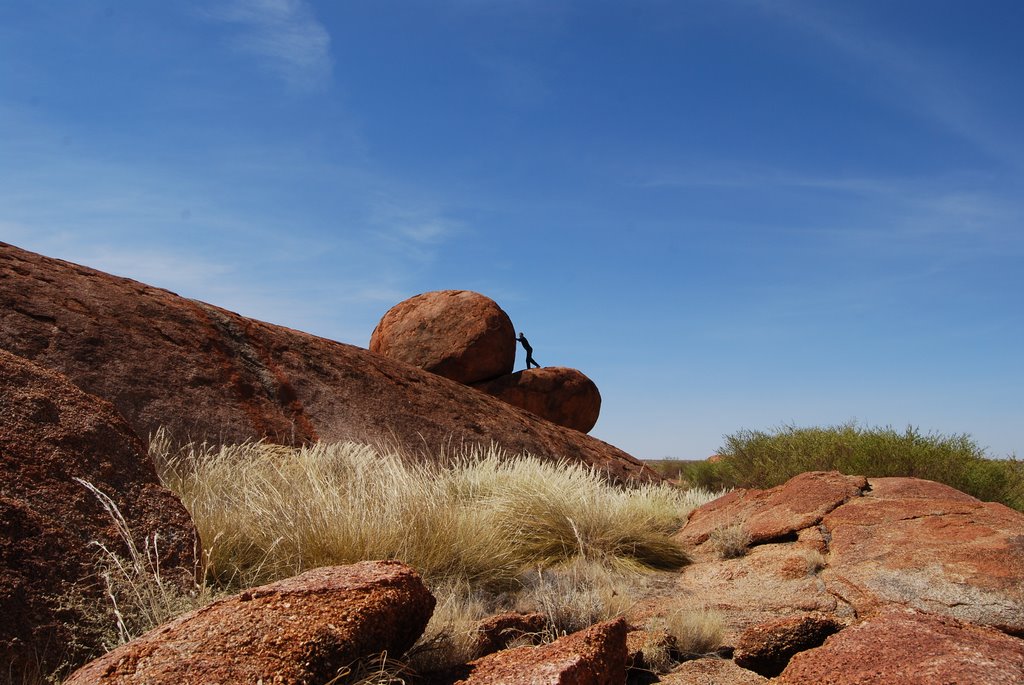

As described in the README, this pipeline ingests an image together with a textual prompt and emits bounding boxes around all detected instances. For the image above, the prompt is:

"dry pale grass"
[152,435,718,589]
[631,606,726,675]
[657,606,726,657]
[708,523,751,559]
[404,580,491,673]
[67,480,217,652]
[800,548,828,575]
[512,558,640,638]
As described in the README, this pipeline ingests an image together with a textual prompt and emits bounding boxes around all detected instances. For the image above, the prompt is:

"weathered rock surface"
[473,367,602,433]
[658,657,768,684]
[676,471,867,547]
[732,614,842,677]
[370,290,516,384]
[776,607,1024,685]
[455,618,627,685]
[665,525,852,645]
[0,349,198,681]
[0,242,657,483]
[474,612,549,657]
[65,561,435,685]
[821,477,1024,634]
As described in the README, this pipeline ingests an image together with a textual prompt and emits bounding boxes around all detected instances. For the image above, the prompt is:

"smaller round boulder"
[369,290,516,384]
[472,367,601,433]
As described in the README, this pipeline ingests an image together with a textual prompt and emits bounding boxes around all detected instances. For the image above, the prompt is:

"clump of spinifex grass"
[152,436,717,591]
[675,422,1023,511]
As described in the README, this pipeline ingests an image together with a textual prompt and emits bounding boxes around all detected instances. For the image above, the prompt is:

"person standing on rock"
[516,332,540,370]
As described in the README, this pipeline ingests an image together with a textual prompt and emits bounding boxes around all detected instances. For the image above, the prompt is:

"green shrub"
[709,422,1023,510]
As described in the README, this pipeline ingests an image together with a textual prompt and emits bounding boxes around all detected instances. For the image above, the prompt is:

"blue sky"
[2,1,1021,459]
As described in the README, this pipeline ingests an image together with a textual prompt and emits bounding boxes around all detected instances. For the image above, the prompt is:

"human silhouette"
[516,332,541,369]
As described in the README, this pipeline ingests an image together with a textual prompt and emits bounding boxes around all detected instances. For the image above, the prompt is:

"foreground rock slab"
[370,289,516,384]
[0,242,657,483]
[65,561,435,685]
[473,367,602,433]
[776,607,1024,685]
[455,618,627,685]
[0,349,198,681]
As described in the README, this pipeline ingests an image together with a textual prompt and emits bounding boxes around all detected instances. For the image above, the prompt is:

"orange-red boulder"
[776,607,1024,685]
[370,289,516,384]
[65,561,435,685]
[473,367,602,433]
[0,242,658,484]
[455,617,628,684]
[0,349,198,681]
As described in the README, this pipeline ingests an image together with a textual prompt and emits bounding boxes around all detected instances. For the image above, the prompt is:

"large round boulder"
[472,367,602,433]
[369,290,516,384]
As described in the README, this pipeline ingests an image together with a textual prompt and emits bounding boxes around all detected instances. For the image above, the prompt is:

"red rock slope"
[0,242,656,483]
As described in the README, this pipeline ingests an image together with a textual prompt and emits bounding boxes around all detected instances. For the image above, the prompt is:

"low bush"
[679,422,1023,510]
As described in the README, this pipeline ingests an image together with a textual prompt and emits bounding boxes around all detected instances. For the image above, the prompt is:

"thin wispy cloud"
[742,0,1024,171]
[368,197,462,258]
[201,0,332,89]
[638,163,1022,248]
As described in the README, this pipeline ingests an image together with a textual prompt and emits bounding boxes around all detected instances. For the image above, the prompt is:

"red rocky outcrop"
[455,618,628,685]
[0,243,657,484]
[370,289,516,384]
[65,561,435,685]
[676,471,867,547]
[0,349,198,681]
[820,477,1024,634]
[776,607,1024,685]
[672,472,1024,648]
[473,367,602,433]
